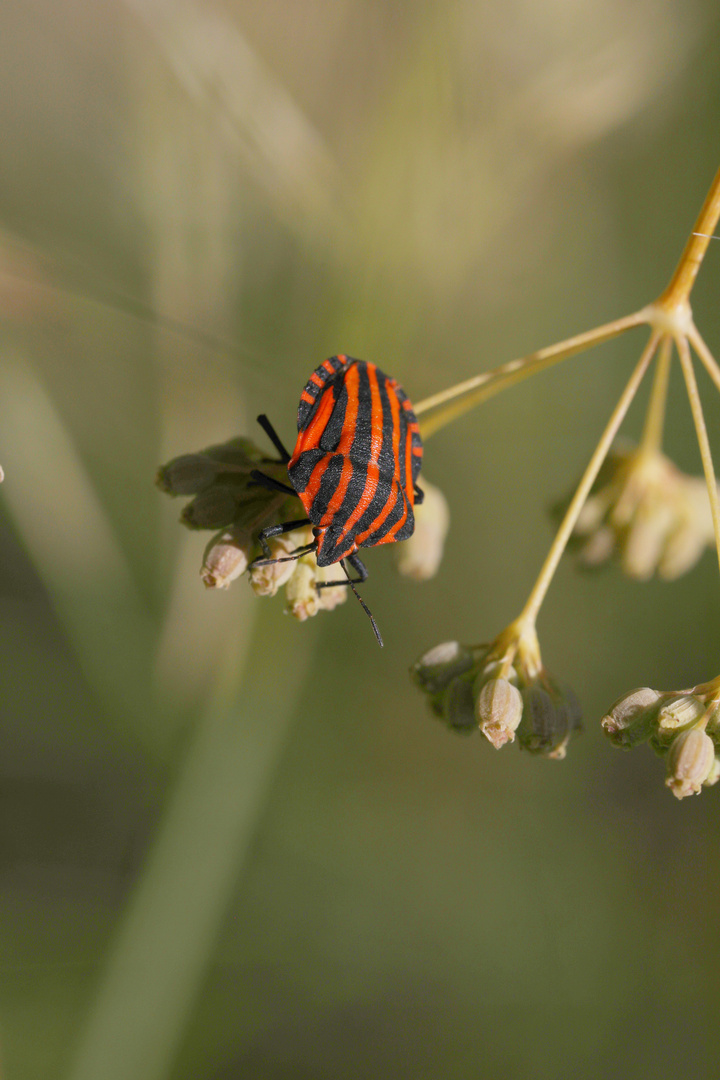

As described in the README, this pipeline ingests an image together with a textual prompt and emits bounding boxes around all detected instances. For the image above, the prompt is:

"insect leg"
[315,553,368,587]
[253,517,313,560]
[414,484,425,505]
[249,543,316,568]
[256,414,292,463]
[248,469,297,497]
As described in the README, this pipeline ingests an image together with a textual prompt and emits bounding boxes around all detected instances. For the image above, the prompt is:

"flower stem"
[675,333,720,581]
[517,331,661,628]
[688,323,720,396]
[414,309,647,439]
[638,335,672,457]
[659,164,720,309]
[414,167,720,441]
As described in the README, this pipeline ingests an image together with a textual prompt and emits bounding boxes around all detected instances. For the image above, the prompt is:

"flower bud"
[201,527,253,588]
[476,678,523,749]
[250,556,297,597]
[249,528,311,597]
[203,436,264,465]
[703,702,720,738]
[394,479,449,581]
[665,728,715,799]
[232,493,284,530]
[285,559,320,620]
[656,694,706,735]
[621,503,674,580]
[517,685,568,756]
[575,494,609,534]
[658,523,707,581]
[704,756,720,787]
[578,526,615,567]
[156,454,218,495]
[314,563,348,613]
[562,445,717,583]
[441,677,477,735]
[181,488,240,529]
[410,641,475,695]
[554,683,583,731]
[601,687,662,748]
[547,682,583,759]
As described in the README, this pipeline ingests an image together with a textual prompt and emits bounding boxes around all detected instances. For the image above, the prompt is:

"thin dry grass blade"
[67,613,314,1080]
[0,358,158,747]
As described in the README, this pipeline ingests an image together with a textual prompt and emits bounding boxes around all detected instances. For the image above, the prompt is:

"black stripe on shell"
[296,356,353,432]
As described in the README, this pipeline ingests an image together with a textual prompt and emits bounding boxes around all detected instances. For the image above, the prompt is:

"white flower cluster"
[158,436,450,626]
[570,444,714,580]
[412,640,581,759]
[602,686,720,799]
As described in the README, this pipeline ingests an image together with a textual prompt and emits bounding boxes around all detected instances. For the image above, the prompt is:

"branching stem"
[416,169,720,443]
[639,335,672,457]
[675,334,720,581]
[659,164,720,310]
[516,331,661,629]
[414,310,648,438]
[688,323,720,396]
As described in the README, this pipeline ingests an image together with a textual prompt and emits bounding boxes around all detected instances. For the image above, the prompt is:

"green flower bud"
[476,677,523,749]
[231,493,284,530]
[666,728,716,799]
[546,681,583,759]
[202,437,265,465]
[601,687,662,749]
[411,641,474,696]
[518,684,568,756]
[201,526,253,589]
[181,488,241,529]
[156,453,218,495]
[648,733,671,759]
[427,694,445,719]
[441,677,477,736]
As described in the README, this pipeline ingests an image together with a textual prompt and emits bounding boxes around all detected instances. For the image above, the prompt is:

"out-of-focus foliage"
[1,1,720,1078]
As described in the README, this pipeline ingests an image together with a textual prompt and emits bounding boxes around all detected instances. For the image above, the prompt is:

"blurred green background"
[2,1,720,1077]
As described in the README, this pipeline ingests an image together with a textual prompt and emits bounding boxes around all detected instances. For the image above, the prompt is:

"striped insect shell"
[288,355,423,567]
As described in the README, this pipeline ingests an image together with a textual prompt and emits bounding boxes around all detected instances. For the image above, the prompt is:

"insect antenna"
[341,560,384,647]
[248,469,297,496]
[256,414,292,463]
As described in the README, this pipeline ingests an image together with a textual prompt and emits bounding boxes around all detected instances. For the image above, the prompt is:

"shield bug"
[249,355,424,645]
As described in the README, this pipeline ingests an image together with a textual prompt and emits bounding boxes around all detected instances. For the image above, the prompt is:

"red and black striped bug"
[249,355,424,646]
